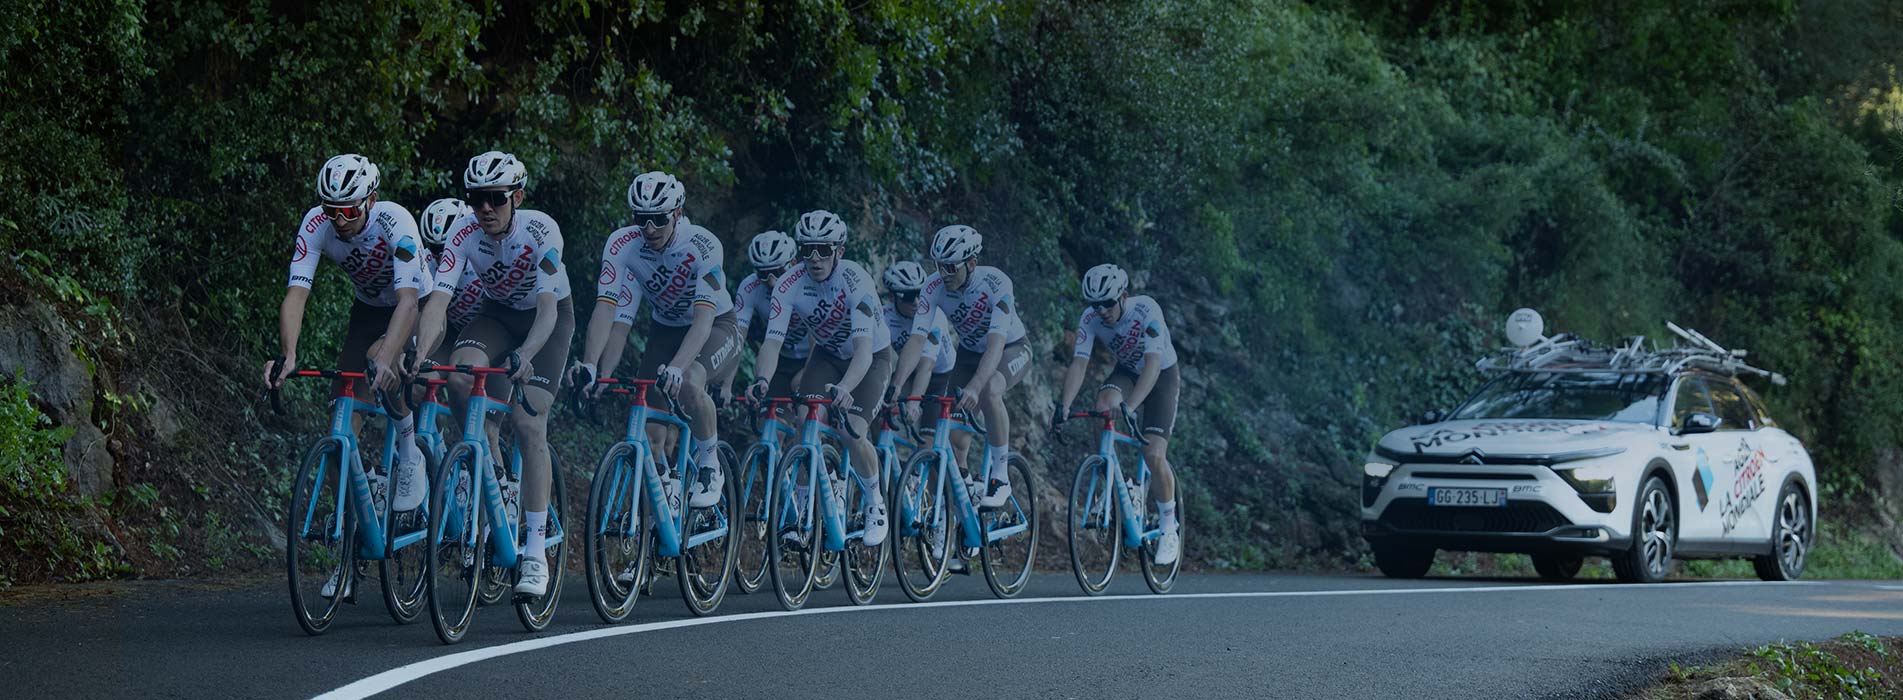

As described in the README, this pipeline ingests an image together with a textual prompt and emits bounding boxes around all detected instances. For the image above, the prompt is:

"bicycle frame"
[875,405,919,495]
[430,365,561,569]
[291,370,398,561]
[740,399,795,542]
[901,397,1031,549]
[1075,412,1162,548]
[412,378,452,462]
[783,397,870,553]
[594,379,728,559]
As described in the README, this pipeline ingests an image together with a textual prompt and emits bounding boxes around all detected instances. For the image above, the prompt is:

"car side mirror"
[1680,412,1722,435]
[1419,409,1447,425]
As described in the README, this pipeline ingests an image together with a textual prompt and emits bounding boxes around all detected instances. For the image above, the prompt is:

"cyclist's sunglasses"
[936,261,963,274]
[758,266,787,279]
[1091,298,1119,311]
[800,244,837,260]
[633,210,674,230]
[894,291,919,304]
[323,200,368,223]
[464,189,517,209]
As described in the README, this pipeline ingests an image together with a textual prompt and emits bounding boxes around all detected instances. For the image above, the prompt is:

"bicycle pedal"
[511,592,539,605]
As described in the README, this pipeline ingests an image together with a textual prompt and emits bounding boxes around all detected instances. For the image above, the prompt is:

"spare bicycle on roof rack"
[1361,310,1817,584]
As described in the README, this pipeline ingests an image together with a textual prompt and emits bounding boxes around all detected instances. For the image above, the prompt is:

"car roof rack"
[1475,321,1787,385]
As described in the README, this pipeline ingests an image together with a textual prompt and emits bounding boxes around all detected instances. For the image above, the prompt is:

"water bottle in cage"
[369,464,390,513]
[502,472,522,527]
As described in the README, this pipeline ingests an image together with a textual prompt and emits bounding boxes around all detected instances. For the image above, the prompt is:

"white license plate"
[1428,487,1507,508]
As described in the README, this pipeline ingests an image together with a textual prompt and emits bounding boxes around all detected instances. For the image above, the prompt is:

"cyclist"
[265,154,430,527]
[571,171,740,511]
[881,261,955,427]
[433,151,574,598]
[1055,263,1182,565]
[746,210,892,546]
[413,198,486,367]
[716,230,812,418]
[896,225,1029,508]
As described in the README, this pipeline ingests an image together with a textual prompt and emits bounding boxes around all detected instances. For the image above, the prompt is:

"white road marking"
[315,579,1822,699]
[1877,585,1903,591]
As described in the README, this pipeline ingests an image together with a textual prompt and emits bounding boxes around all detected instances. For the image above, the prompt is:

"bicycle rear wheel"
[427,442,486,644]
[981,454,1039,599]
[585,442,648,624]
[515,446,567,631]
[733,442,773,594]
[1141,490,1183,594]
[842,462,888,606]
[768,444,821,611]
[1067,456,1120,596]
[287,437,355,635]
[892,449,951,602]
[381,447,439,624]
[678,441,739,616]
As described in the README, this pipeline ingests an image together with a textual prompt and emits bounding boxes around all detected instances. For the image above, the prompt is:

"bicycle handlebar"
[573,376,691,428]
[420,356,541,418]
[793,393,864,441]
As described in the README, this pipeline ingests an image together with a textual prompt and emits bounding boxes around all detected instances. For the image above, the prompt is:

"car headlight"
[1558,463,1617,494]
[1364,462,1396,479]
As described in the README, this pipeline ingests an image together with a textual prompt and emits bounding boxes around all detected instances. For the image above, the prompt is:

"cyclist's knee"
[1143,436,1170,464]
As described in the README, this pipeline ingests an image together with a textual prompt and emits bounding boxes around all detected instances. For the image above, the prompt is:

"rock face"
[1691,677,1791,700]
[0,300,113,499]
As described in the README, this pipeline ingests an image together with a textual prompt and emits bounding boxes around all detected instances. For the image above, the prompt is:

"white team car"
[1360,312,1818,583]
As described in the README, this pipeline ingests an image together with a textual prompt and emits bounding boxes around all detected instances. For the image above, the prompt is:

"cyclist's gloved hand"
[882,384,899,407]
[829,383,854,415]
[903,399,922,425]
[746,378,769,403]
[1050,401,1070,432]
[1119,401,1139,430]
[507,351,533,384]
[712,382,733,410]
[657,364,685,398]
[369,355,399,393]
[264,354,296,389]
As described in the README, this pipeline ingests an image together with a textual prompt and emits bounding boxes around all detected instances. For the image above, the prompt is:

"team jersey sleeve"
[763,274,795,343]
[598,230,642,320]
[534,223,564,299]
[694,235,728,310]
[387,208,426,293]
[735,278,754,333]
[1138,299,1172,356]
[1072,308,1097,359]
[847,288,877,343]
[907,277,939,338]
[613,282,639,325]
[987,271,1016,337]
[287,209,325,289]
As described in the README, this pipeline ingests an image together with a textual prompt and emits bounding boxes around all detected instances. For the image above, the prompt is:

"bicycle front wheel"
[733,442,774,594]
[287,437,355,636]
[584,442,648,624]
[1141,490,1183,594]
[678,441,739,616]
[426,442,486,644]
[981,453,1039,599]
[381,447,439,624]
[515,445,567,631]
[1067,456,1120,596]
[767,444,821,611]
[842,460,888,606]
[891,449,951,603]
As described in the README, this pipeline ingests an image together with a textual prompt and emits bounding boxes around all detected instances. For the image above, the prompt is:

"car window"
[1706,378,1759,431]
[1669,376,1714,429]
[1737,382,1777,428]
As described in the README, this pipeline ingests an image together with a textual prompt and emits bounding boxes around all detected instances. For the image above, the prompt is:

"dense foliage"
[4,0,1901,579]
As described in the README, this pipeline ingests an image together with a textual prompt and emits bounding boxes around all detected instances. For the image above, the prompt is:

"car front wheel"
[1531,554,1583,581]
[1613,475,1675,583]
[1371,540,1434,579]
[1752,481,1811,581]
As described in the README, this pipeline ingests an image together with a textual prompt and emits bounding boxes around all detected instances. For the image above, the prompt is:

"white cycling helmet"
[627,171,685,214]
[795,210,848,244]
[316,154,379,203]
[930,224,982,264]
[464,151,527,189]
[748,230,796,269]
[1081,263,1129,303]
[420,198,471,248]
[883,261,927,292]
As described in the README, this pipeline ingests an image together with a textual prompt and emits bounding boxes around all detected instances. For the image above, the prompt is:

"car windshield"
[1451,371,1666,423]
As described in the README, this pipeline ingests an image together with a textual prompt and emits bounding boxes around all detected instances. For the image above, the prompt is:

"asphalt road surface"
[3,570,1900,699]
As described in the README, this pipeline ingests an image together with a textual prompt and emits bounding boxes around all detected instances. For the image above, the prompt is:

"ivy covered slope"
[3,1,1902,584]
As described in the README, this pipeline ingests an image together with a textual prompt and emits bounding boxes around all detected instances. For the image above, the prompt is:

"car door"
[1704,377,1770,542]
[1667,374,1729,541]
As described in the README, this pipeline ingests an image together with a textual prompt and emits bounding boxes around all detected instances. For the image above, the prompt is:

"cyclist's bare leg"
[845,414,878,483]
[510,385,555,515]
[978,371,1009,482]
[1143,436,1175,502]
[681,362,717,457]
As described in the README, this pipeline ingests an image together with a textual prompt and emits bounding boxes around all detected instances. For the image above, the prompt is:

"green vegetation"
[2,0,1901,581]
[1643,633,1900,700]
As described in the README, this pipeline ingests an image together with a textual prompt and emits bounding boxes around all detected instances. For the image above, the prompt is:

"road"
[2,571,1899,699]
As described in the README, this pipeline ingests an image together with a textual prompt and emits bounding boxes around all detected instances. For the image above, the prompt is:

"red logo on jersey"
[618,284,635,306]
[436,249,458,274]
[292,237,308,262]
[599,262,616,286]
[607,228,641,256]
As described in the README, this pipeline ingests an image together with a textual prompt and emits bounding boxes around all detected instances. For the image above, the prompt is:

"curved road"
[2,571,1899,699]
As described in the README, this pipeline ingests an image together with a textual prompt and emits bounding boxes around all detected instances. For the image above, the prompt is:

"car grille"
[1378,499,1570,534]
[1408,471,1537,481]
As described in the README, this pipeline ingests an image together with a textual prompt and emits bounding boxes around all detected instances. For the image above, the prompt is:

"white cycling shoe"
[392,455,428,512]
[514,558,549,597]
[862,497,888,547]
[977,479,1012,509]
[320,569,351,599]
[1154,526,1182,566]
[687,466,725,509]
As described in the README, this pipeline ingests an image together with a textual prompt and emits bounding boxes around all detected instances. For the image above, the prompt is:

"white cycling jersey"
[287,201,426,307]
[424,248,486,329]
[885,303,954,374]
[911,266,1026,353]
[1072,294,1178,373]
[434,210,570,311]
[766,260,889,361]
[598,219,734,328]
[737,271,813,360]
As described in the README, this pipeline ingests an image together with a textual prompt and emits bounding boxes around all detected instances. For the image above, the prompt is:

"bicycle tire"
[811,446,843,592]
[426,442,486,644]
[841,456,888,606]
[767,444,821,611]
[1067,456,1120,596]
[732,442,774,594]
[891,449,951,603]
[981,453,1038,599]
[515,445,567,631]
[584,442,648,624]
[1141,490,1182,594]
[381,447,440,624]
[677,440,739,616]
[287,437,354,636]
